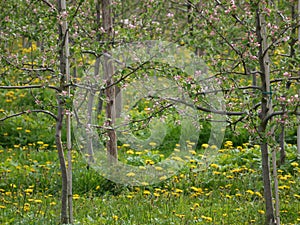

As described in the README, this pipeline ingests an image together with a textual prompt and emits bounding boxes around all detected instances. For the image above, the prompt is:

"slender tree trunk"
[272,147,280,225]
[60,0,73,222]
[256,6,276,225]
[102,0,118,163]
[57,0,71,223]
[297,0,300,156]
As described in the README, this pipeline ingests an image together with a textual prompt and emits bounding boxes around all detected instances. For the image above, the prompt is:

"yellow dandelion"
[112,215,118,221]
[159,176,167,181]
[73,194,80,200]
[201,143,209,149]
[154,192,160,197]
[246,190,254,195]
[210,163,219,169]
[24,188,33,193]
[143,190,151,195]
[126,172,135,177]
[126,149,134,154]
[149,142,157,147]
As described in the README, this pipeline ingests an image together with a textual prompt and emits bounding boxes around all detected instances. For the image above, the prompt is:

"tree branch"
[0,109,57,122]
[0,85,60,92]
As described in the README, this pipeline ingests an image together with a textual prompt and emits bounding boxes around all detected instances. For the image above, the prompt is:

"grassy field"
[0,142,299,225]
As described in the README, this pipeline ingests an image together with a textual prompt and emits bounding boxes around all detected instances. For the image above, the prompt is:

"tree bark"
[297,0,300,156]
[57,0,72,223]
[256,6,276,225]
[102,0,118,163]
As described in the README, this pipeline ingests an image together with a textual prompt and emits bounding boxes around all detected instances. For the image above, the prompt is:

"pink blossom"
[167,13,174,18]
[283,72,291,77]
[174,75,181,81]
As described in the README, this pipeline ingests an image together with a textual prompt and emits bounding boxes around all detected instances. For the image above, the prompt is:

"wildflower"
[155,166,163,171]
[191,186,203,193]
[159,176,167,181]
[210,163,219,169]
[96,185,100,190]
[255,192,262,198]
[16,127,22,130]
[193,203,200,208]
[189,150,197,155]
[291,162,299,167]
[23,203,30,212]
[0,205,6,209]
[24,188,33,193]
[122,143,130,147]
[225,194,232,199]
[112,215,118,221]
[126,172,135,177]
[294,194,300,199]
[34,199,42,203]
[153,192,160,197]
[37,141,44,145]
[143,190,151,195]
[246,190,254,195]
[210,145,217,149]
[50,202,56,206]
[73,194,80,200]
[237,146,243,151]
[149,142,157,147]
[278,185,290,190]
[25,129,31,133]
[126,195,133,199]
[258,210,265,214]
[126,149,134,154]
[201,143,209,149]
[175,214,185,219]
[175,188,183,193]
[145,159,154,165]
[201,215,213,222]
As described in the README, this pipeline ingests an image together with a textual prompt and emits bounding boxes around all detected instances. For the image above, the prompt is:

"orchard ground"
[0,141,299,225]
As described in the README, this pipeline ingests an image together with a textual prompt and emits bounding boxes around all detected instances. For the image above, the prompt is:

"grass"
[0,142,300,225]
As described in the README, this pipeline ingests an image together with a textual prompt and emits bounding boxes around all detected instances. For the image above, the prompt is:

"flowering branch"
[0,109,57,122]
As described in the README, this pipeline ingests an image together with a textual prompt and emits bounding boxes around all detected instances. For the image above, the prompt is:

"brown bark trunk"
[102,0,118,163]
[57,0,71,223]
[256,5,276,225]
[55,102,68,224]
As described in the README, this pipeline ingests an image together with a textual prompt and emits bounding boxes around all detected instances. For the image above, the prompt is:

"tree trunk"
[57,0,72,223]
[102,0,118,163]
[297,0,300,156]
[60,0,73,222]
[55,102,68,224]
[256,6,276,225]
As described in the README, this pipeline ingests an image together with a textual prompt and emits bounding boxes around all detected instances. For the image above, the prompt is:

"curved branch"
[153,96,246,116]
[0,85,60,92]
[263,110,300,124]
[0,109,57,122]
